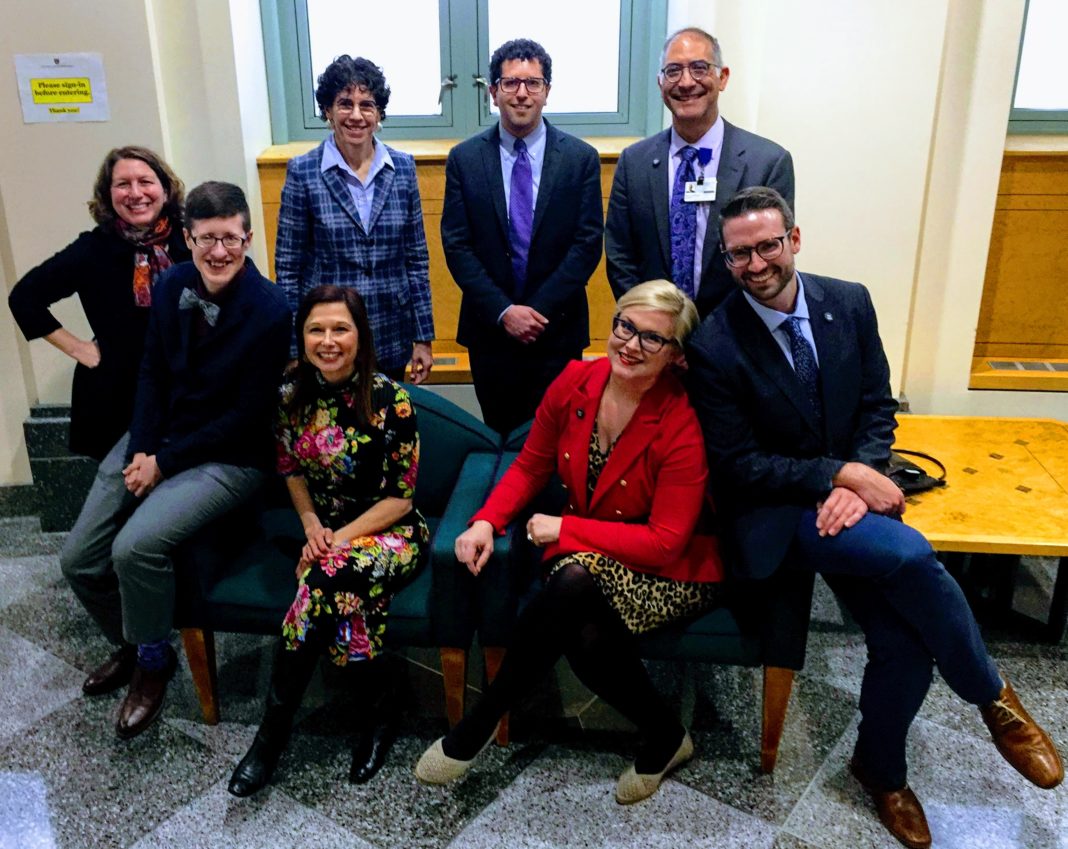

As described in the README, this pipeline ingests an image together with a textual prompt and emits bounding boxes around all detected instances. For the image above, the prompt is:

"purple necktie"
[670,146,699,299]
[509,137,534,298]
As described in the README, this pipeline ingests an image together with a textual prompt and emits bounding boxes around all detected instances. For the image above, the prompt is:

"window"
[1009,0,1068,133]
[260,0,668,142]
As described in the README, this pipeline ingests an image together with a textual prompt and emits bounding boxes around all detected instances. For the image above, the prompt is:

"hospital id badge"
[684,178,716,202]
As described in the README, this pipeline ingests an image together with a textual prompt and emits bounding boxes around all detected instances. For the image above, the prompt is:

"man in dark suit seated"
[441,38,603,435]
[60,181,291,740]
[606,27,794,318]
[687,187,1062,848]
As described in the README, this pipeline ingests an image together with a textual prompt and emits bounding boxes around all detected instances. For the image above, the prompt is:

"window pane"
[487,0,621,114]
[1014,0,1068,110]
[307,0,443,116]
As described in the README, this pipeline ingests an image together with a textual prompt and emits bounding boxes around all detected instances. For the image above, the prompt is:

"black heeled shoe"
[349,722,397,784]
[228,638,321,798]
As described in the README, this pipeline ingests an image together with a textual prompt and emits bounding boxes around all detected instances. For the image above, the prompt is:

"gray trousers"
[60,433,264,645]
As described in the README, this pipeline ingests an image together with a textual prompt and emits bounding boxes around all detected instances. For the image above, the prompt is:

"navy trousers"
[791,509,1002,789]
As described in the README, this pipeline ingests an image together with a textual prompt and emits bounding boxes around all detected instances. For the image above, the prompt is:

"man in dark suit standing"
[442,38,603,435]
[687,187,1062,848]
[606,27,794,317]
[61,181,291,741]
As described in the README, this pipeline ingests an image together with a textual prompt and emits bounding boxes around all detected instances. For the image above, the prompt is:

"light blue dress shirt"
[320,134,394,231]
[742,273,820,369]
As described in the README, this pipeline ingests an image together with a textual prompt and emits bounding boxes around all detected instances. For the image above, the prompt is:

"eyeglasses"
[332,99,379,117]
[611,316,676,354]
[659,61,718,83]
[190,233,248,250]
[722,233,789,267]
[496,77,548,94]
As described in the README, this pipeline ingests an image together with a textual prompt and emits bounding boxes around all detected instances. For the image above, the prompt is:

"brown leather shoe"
[82,645,137,696]
[116,647,178,740]
[980,682,1064,789]
[849,758,931,849]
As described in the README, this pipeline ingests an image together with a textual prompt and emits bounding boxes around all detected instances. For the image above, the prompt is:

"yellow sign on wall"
[15,53,110,123]
[30,77,93,104]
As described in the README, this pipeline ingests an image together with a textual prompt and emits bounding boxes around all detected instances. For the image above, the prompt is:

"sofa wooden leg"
[440,647,467,728]
[181,627,219,725]
[482,646,509,746]
[761,665,794,773]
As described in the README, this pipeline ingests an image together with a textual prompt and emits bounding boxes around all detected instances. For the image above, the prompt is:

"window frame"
[260,0,668,142]
[1008,0,1068,134]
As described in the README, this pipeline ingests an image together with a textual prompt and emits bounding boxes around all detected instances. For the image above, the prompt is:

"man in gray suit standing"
[606,27,794,317]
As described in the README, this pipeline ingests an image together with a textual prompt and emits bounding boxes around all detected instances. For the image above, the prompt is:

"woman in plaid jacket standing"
[275,55,434,383]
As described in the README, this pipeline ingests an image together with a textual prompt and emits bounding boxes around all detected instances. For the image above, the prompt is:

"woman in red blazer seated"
[416,279,723,804]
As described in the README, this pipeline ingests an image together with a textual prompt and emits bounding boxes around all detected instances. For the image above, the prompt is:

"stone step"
[29,456,97,532]
[29,403,71,419]
[24,415,72,459]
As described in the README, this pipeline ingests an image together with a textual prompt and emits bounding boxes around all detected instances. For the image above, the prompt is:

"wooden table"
[893,415,1068,641]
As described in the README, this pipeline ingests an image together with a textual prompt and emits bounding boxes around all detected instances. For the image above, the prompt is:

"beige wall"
[1,0,1065,486]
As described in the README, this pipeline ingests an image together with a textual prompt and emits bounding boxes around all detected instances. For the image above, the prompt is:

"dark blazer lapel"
[320,166,364,231]
[478,125,509,241]
[366,154,396,232]
[700,121,743,280]
[803,275,850,426]
[530,121,559,239]
[646,129,673,274]
[176,295,196,369]
[726,293,822,436]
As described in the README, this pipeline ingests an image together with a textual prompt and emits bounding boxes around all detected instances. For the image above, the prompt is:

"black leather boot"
[348,658,400,784]
[228,638,320,797]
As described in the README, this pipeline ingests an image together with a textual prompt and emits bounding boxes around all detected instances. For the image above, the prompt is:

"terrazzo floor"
[0,516,1064,849]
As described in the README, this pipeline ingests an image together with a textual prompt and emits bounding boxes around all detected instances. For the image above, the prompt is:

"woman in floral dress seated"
[229,284,428,797]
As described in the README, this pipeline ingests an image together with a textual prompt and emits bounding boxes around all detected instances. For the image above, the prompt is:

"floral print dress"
[276,371,429,665]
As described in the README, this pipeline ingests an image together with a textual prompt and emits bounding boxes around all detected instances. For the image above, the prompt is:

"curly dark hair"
[88,146,185,229]
[489,38,552,84]
[286,285,377,425]
[315,55,391,121]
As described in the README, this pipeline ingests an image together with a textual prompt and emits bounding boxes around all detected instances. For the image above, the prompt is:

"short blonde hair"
[615,280,700,345]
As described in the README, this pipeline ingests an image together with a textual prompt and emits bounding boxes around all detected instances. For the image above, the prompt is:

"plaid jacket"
[275,140,434,370]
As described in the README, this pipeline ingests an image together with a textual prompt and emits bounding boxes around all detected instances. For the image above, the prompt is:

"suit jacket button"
[615,509,622,516]
[569,503,575,510]
[564,452,570,460]
[576,409,584,419]
[619,479,627,487]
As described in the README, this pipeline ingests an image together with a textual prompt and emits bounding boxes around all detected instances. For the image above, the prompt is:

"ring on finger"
[526,531,534,543]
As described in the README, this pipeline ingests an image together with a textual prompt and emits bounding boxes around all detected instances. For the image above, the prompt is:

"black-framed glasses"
[659,61,718,83]
[722,233,789,267]
[190,233,248,250]
[496,76,548,94]
[611,316,676,353]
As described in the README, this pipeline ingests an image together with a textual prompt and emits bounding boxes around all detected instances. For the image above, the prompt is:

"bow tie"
[178,287,220,327]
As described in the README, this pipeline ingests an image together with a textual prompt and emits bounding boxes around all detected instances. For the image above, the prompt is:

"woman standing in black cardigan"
[9,146,189,460]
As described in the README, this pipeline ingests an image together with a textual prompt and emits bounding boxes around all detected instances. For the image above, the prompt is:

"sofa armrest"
[430,451,501,648]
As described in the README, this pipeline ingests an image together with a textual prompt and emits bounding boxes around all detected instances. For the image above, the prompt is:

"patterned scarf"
[116,216,175,307]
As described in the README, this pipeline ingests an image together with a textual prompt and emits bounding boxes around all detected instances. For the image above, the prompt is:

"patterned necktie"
[781,317,822,425]
[509,137,534,298]
[178,287,220,327]
[670,146,699,299]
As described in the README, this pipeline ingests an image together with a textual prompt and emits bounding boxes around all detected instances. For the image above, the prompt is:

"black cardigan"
[8,226,191,459]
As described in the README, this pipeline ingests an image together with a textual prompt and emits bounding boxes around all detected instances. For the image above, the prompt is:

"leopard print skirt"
[548,551,723,635]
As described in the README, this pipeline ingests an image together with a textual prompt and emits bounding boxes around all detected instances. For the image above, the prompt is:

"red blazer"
[474,358,723,583]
